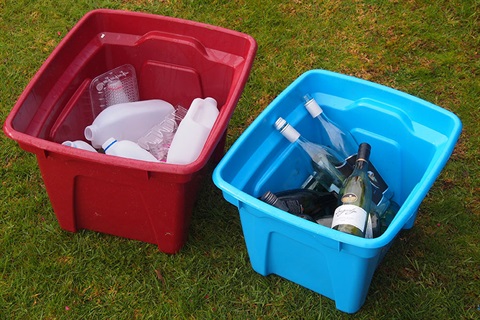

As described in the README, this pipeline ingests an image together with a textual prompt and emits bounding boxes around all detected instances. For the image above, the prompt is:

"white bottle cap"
[304,95,323,118]
[274,117,300,143]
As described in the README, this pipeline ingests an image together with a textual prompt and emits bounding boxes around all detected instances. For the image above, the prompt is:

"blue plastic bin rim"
[213,69,462,250]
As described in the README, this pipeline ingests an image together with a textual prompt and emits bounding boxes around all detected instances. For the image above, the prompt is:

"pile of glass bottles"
[260,95,399,238]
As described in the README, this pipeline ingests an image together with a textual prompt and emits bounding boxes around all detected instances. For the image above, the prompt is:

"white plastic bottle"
[102,137,159,162]
[62,140,97,152]
[166,97,219,165]
[84,99,175,148]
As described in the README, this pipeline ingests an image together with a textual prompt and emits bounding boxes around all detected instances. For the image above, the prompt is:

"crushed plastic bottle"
[137,105,187,161]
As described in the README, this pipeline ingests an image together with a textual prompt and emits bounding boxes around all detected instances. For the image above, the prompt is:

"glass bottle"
[274,117,349,195]
[379,200,400,234]
[274,189,337,217]
[303,94,393,216]
[331,143,373,237]
[260,189,337,223]
[303,94,358,159]
[365,209,381,239]
[260,191,315,222]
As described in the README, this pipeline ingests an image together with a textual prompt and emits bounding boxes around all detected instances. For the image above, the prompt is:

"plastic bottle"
[62,140,97,152]
[102,137,159,162]
[137,105,188,161]
[166,97,219,165]
[84,99,174,148]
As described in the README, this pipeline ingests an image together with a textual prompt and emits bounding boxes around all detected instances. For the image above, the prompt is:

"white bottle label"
[331,204,367,232]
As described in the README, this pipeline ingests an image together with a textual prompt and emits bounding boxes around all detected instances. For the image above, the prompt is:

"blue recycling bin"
[212,70,462,313]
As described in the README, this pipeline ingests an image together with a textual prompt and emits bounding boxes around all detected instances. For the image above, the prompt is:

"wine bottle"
[379,200,400,234]
[365,200,400,238]
[260,191,314,222]
[274,117,350,195]
[331,143,373,237]
[260,189,337,222]
[303,94,393,215]
[273,189,337,217]
[365,210,381,239]
[303,94,358,158]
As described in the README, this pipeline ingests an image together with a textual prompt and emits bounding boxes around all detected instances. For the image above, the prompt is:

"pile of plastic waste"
[61,64,219,164]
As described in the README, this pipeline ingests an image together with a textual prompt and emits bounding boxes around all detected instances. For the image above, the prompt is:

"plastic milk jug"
[166,97,219,165]
[84,99,174,148]
[102,137,159,162]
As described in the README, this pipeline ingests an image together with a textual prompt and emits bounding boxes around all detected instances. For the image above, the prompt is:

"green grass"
[1,0,479,318]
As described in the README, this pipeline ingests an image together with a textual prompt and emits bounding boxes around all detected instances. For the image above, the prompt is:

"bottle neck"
[355,158,369,172]
[355,143,371,172]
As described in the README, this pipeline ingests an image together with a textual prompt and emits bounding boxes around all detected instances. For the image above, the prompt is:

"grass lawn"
[1,0,479,318]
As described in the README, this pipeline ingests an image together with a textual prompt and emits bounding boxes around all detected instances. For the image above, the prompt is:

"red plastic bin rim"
[87,8,257,41]
[2,9,258,176]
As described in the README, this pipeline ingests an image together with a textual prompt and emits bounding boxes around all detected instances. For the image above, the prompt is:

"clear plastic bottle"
[137,105,187,161]
[274,117,348,195]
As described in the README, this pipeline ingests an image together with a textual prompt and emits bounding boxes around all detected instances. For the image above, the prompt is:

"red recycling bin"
[3,9,257,253]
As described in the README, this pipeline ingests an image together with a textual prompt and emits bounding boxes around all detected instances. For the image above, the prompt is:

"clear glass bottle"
[303,94,358,159]
[331,143,373,237]
[303,94,393,216]
[274,117,348,195]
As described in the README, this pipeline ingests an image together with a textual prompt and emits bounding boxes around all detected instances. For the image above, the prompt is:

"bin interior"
[9,9,255,149]
[216,70,462,240]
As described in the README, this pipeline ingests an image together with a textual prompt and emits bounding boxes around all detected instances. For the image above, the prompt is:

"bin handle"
[135,31,208,57]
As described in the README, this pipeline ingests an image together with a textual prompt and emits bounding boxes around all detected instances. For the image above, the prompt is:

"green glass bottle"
[331,143,373,237]
[260,189,337,222]
[260,190,314,222]
[273,189,337,218]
